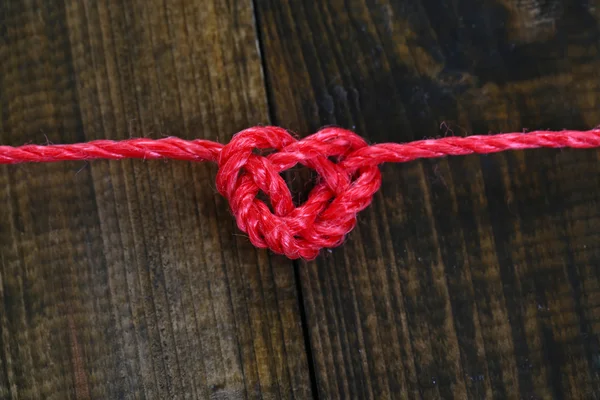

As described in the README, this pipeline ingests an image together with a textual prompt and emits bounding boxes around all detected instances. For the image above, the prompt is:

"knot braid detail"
[2,126,600,259]
[216,126,381,259]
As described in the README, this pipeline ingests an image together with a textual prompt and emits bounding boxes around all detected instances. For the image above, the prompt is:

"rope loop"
[2,126,599,259]
[216,126,381,260]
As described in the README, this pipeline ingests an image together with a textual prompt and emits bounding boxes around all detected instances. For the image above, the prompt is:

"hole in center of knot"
[253,156,354,214]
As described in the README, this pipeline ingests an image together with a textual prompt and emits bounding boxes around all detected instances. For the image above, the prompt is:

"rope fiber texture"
[2,126,600,260]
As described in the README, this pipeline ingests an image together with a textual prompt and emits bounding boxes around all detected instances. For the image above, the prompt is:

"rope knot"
[215,126,382,260]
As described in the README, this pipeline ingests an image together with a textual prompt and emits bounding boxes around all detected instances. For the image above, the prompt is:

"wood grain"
[0,0,311,398]
[255,0,600,398]
[3,0,600,399]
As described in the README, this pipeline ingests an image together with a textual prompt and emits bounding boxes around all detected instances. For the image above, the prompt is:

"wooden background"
[1,0,600,398]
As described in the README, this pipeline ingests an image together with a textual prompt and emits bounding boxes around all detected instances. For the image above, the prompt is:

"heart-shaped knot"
[215,126,382,260]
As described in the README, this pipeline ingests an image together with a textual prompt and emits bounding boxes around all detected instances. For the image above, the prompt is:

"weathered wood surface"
[1,0,600,399]
[256,0,600,399]
[0,0,310,399]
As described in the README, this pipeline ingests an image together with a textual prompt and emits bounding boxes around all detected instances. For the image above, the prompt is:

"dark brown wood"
[0,0,311,398]
[255,0,600,399]
[3,0,600,399]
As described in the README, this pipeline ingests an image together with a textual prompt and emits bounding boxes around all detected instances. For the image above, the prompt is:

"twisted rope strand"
[342,130,600,168]
[2,129,599,165]
[0,137,224,164]
[2,126,599,260]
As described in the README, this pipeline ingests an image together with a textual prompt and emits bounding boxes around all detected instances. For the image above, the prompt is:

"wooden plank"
[0,0,311,398]
[255,0,600,398]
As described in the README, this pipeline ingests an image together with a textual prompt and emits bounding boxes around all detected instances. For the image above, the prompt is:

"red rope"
[2,126,599,259]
